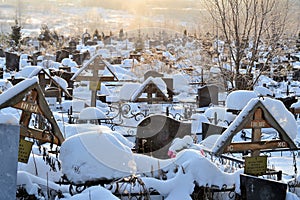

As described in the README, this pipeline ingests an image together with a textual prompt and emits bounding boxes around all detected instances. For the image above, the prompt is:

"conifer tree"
[10,19,21,47]
[119,28,124,40]
[93,29,100,40]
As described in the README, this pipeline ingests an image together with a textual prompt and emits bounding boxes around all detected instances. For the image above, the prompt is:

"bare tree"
[205,0,290,89]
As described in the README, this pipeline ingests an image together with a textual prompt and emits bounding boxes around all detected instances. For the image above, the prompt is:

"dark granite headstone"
[201,122,226,140]
[136,114,191,159]
[240,174,287,200]
[198,85,219,107]
[5,52,20,71]
[144,70,163,80]
[0,48,5,57]
[0,68,3,79]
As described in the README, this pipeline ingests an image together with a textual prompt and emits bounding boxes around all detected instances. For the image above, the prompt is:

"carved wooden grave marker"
[131,77,171,104]
[213,98,297,178]
[71,54,118,107]
[214,99,297,156]
[0,78,64,145]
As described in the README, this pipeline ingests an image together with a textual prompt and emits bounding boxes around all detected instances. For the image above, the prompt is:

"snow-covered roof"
[0,77,38,106]
[79,107,107,120]
[0,77,65,144]
[254,86,273,97]
[26,68,71,97]
[71,54,118,81]
[130,77,168,102]
[213,97,297,154]
[52,76,68,91]
[18,66,43,78]
[291,101,300,109]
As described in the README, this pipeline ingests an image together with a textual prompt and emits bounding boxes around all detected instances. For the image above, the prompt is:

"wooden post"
[19,90,39,127]
[251,108,263,156]
[90,67,99,107]
[89,57,105,107]
[74,56,117,106]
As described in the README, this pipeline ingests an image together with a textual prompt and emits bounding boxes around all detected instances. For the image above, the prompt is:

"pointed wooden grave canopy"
[131,77,170,103]
[70,53,118,106]
[212,97,297,155]
[0,77,64,145]
[28,67,72,98]
[71,53,118,82]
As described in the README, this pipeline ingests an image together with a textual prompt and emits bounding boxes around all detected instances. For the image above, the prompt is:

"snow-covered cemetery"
[0,0,300,199]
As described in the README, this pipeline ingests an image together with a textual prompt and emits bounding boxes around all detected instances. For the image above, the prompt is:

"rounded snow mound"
[225,90,257,110]
[254,86,273,97]
[79,107,107,120]
[59,129,136,184]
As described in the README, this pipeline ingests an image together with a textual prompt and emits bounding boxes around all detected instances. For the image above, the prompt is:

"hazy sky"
[0,0,207,35]
[0,0,298,37]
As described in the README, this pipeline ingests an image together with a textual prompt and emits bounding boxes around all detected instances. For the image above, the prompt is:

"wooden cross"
[249,108,267,156]
[224,107,288,155]
[13,89,60,144]
[75,57,116,107]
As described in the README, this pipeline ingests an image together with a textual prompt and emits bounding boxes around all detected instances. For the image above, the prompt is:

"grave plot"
[209,97,298,199]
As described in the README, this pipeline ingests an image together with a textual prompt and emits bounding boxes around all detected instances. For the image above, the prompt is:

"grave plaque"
[89,80,101,91]
[0,124,20,200]
[244,155,267,176]
[18,138,33,163]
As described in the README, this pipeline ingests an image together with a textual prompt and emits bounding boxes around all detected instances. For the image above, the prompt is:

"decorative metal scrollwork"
[107,175,151,200]
[169,112,184,120]
[107,103,147,124]
[66,175,153,199]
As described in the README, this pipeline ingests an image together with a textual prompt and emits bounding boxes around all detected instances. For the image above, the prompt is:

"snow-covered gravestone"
[0,124,20,199]
[197,85,219,108]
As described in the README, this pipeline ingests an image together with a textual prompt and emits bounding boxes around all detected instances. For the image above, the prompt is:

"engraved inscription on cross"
[224,107,288,156]
[245,108,270,156]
